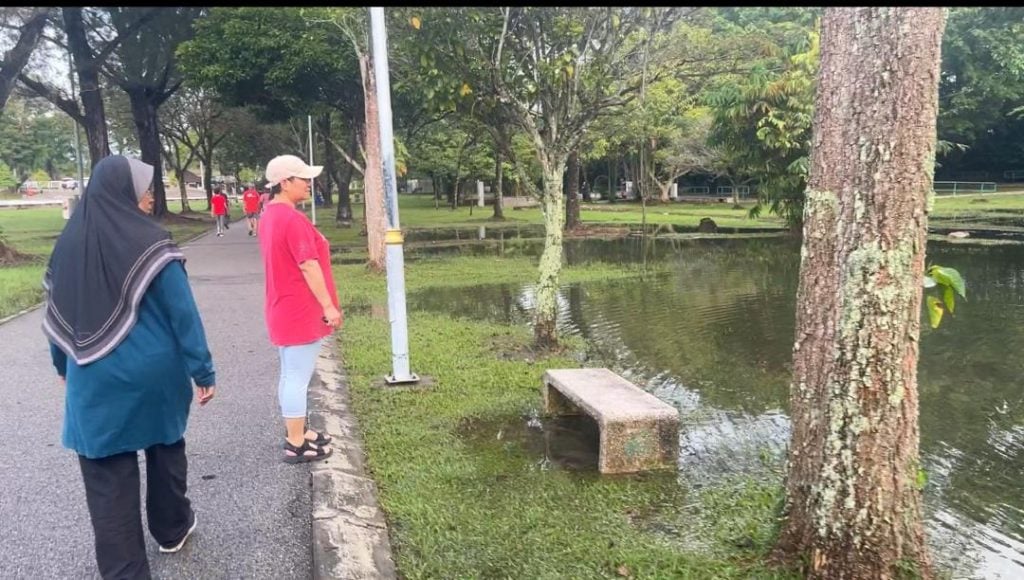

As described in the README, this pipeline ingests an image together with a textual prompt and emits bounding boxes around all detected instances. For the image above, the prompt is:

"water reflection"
[408,236,1024,579]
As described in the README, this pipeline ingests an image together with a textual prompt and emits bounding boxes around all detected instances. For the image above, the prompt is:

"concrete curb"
[308,340,397,580]
[0,301,44,327]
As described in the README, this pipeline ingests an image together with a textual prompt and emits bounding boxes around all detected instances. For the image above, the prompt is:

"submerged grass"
[334,256,794,578]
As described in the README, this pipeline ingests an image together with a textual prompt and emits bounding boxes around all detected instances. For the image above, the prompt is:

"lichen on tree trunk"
[534,163,566,347]
[359,52,387,273]
[773,7,946,579]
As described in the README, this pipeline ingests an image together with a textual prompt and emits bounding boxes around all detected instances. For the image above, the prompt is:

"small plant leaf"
[922,275,936,289]
[926,295,944,328]
[410,16,421,30]
[943,285,956,315]
[929,266,966,299]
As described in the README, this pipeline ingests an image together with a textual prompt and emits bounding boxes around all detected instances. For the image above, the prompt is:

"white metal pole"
[308,114,316,226]
[370,6,418,384]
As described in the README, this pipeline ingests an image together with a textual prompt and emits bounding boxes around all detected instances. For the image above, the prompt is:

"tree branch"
[91,7,160,67]
[16,72,84,123]
[0,8,54,109]
[326,134,365,175]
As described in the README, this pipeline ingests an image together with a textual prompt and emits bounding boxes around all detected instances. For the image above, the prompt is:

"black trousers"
[78,439,193,580]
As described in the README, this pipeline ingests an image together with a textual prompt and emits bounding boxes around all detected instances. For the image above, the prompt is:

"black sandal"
[283,426,333,447]
[305,429,332,447]
[283,439,333,464]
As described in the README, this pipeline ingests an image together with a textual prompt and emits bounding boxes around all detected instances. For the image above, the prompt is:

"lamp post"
[370,7,418,385]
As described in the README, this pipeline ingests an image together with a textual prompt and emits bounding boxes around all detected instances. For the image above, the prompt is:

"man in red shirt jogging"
[210,187,229,237]
[242,184,261,237]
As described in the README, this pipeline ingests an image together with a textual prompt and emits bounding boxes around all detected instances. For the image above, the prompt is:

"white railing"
[933,181,997,195]
[716,185,751,197]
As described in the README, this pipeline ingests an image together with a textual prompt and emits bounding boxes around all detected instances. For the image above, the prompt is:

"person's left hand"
[196,386,215,406]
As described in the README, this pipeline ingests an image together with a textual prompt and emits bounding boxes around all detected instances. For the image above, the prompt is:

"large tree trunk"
[334,128,356,226]
[126,89,168,217]
[178,177,190,212]
[534,157,567,347]
[318,113,334,207]
[565,150,581,230]
[202,153,213,210]
[492,145,505,220]
[772,8,945,579]
[359,52,386,273]
[64,8,111,167]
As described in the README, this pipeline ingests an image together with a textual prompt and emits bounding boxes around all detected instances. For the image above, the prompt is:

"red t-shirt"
[242,189,260,214]
[211,194,228,216]
[258,203,339,346]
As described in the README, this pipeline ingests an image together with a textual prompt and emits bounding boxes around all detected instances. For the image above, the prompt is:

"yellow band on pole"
[385,229,404,244]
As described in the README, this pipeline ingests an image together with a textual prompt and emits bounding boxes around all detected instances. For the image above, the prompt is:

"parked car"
[61,179,79,190]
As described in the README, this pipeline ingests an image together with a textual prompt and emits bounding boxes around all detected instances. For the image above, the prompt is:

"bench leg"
[599,418,679,474]
[543,383,582,416]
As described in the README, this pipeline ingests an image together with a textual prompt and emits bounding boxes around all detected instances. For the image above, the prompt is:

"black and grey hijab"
[43,155,185,365]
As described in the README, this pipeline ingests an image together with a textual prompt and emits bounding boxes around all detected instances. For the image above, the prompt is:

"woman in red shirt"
[260,154,341,463]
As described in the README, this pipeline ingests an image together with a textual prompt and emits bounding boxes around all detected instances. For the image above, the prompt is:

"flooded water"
[409,236,1024,579]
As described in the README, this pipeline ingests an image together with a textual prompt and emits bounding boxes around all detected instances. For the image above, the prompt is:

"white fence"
[1003,170,1024,182]
[716,185,751,197]
[933,181,997,195]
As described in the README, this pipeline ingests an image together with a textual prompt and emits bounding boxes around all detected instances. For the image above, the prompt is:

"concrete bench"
[542,368,679,474]
[503,195,539,209]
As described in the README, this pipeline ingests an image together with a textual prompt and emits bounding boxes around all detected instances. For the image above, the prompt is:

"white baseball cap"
[265,154,323,188]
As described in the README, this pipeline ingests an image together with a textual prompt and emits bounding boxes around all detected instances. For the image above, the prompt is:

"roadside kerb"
[308,338,397,580]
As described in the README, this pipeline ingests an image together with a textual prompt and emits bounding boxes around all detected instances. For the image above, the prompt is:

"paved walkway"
[0,220,315,579]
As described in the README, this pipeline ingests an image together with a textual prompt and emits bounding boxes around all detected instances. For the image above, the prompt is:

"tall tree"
[15,9,158,167]
[706,24,818,230]
[773,7,945,579]
[179,7,367,235]
[0,94,75,184]
[936,8,1024,175]
[407,7,684,346]
[102,7,200,218]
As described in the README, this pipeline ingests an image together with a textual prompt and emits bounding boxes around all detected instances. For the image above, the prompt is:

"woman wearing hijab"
[260,154,339,463]
[44,155,217,579]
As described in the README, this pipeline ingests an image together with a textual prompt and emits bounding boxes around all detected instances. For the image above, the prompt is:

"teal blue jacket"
[50,261,215,459]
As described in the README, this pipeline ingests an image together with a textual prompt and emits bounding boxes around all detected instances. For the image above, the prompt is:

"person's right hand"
[323,305,343,329]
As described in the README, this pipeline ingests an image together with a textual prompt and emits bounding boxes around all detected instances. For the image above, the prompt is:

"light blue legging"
[277,338,323,418]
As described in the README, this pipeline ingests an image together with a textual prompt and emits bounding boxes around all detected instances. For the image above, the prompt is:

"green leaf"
[916,467,928,490]
[929,266,966,299]
[943,285,956,315]
[922,275,936,289]
[926,295,944,329]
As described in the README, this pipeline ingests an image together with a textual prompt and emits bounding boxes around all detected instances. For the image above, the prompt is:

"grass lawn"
[332,256,793,579]
[0,206,213,319]
[930,191,1024,230]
